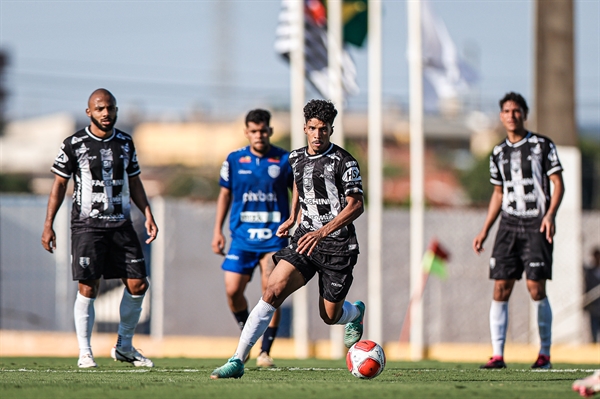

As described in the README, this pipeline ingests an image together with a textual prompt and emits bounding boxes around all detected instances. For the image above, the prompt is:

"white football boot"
[111,346,154,367]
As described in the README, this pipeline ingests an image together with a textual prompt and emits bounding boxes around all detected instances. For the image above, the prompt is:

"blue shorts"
[222,248,272,277]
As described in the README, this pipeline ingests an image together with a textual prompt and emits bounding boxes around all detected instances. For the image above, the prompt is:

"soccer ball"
[346,340,386,379]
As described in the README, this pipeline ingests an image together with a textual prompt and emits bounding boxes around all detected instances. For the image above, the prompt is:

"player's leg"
[107,227,153,367]
[315,255,365,348]
[481,228,520,369]
[71,231,105,368]
[224,270,251,330]
[525,231,553,369]
[211,255,307,379]
[257,252,280,367]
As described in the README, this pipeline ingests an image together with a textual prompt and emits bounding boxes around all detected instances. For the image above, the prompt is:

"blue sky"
[0,0,598,128]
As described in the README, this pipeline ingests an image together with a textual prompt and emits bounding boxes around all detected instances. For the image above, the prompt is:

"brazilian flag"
[322,0,368,48]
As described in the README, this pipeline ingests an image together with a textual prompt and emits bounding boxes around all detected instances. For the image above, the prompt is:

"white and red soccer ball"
[346,339,386,379]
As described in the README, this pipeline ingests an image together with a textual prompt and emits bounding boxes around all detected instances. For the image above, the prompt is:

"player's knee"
[126,278,149,295]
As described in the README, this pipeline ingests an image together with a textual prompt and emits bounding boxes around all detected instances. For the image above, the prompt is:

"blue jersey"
[219,145,293,252]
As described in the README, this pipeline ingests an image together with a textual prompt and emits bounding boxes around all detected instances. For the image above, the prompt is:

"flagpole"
[408,0,425,361]
[367,0,383,346]
[290,0,309,360]
[326,0,346,360]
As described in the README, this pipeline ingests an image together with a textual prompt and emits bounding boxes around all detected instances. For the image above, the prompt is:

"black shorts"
[273,244,357,303]
[490,227,553,281]
[71,225,147,281]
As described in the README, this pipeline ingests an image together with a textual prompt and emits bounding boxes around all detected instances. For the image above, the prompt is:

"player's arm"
[540,172,565,243]
[296,192,364,256]
[41,175,69,253]
[277,179,301,238]
[472,185,503,254]
[129,174,158,244]
[212,186,232,256]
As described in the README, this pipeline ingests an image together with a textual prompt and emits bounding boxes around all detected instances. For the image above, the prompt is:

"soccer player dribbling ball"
[42,89,158,368]
[211,109,293,367]
[473,92,565,370]
[211,99,366,379]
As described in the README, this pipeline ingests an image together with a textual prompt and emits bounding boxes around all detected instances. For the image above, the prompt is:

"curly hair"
[245,109,271,126]
[499,92,529,117]
[303,99,338,125]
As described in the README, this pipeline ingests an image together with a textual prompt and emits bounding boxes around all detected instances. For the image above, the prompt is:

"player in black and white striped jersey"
[473,92,565,370]
[211,100,365,379]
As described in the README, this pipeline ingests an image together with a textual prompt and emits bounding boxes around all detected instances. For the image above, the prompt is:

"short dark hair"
[245,109,271,126]
[499,92,529,117]
[303,99,337,126]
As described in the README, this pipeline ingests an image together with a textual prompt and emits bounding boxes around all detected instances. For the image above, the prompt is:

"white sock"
[535,297,552,356]
[234,298,276,362]
[74,292,95,357]
[336,301,361,325]
[490,300,508,357]
[117,289,144,352]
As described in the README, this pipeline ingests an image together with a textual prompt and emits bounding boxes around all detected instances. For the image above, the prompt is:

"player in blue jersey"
[212,109,293,368]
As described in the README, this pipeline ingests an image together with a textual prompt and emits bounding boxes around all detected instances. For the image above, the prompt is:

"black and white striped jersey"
[289,143,363,255]
[489,131,563,232]
[51,127,141,232]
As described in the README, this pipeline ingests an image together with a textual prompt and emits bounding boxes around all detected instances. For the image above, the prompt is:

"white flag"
[421,0,477,108]
[274,0,359,99]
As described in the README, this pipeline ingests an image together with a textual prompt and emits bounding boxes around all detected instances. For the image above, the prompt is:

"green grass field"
[0,357,595,399]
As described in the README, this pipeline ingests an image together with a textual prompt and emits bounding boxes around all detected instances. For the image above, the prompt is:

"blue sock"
[233,309,249,331]
[260,327,278,355]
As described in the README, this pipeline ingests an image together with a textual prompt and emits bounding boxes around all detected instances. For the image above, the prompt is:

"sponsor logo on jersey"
[239,156,252,163]
[92,179,124,187]
[268,157,280,163]
[55,149,68,163]
[242,190,278,203]
[342,167,361,182]
[330,282,342,288]
[71,136,84,145]
[132,151,138,163]
[79,257,91,268]
[346,160,357,167]
[248,228,273,240]
[240,211,281,223]
[220,161,229,181]
[348,244,358,251]
[116,132,128,140]
[300,197,330,205]
[268,165,281,178]
[121,143,130,154]
[225,254,240,260]
[238,170,252,174]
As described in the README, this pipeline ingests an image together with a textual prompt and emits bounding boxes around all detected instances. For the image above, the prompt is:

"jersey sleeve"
[339,155,363,196]
[219,153,233,189]
[50,137,74,179]
[544,140,563,176]
[127,139,142,177]
[489,153,503,186]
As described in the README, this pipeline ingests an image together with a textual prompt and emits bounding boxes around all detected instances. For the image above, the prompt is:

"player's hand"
[41,226,57,253]
[540,214,556,243]
[296,230,324,256]
[212,232,226,256]
[472,231,487,255]
[276,219,295,238]
[145,218,159,244]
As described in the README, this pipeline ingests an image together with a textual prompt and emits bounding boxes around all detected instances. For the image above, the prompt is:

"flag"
[421,0,478,111]
[274,0,360,99]
[341,0,368,47]
[422,239,450,279]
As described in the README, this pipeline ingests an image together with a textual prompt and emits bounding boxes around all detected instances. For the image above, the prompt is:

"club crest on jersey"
[268,165,281,178]
[79,257,91,268]
[239,156,251,163]
[342,166,361,182]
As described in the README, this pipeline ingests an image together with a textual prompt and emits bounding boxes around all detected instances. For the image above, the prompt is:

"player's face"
[500,100,526,135]
[304,118,333,155]
[86,93,118,132]
[245,121,272,155]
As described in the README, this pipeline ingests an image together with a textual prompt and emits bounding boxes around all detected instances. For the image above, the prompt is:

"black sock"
[233,309,249,331]
[260,326,278,354]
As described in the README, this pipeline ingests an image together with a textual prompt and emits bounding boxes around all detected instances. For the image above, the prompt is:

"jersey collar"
[305,143,334,158]
[85,126,115,142]
[505,131,531,148]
